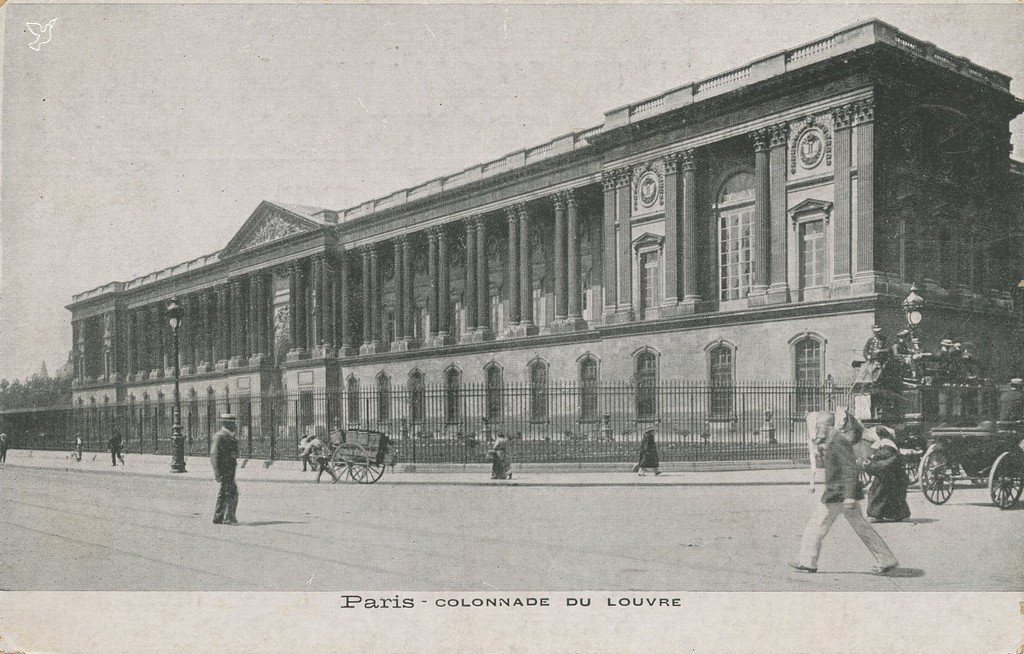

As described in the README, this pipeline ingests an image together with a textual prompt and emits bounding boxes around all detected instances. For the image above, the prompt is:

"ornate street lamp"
[902,284,926,337]
[166,298,187,473]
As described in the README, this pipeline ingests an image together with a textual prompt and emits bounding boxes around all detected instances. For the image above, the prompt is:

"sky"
[1,3,1023,381]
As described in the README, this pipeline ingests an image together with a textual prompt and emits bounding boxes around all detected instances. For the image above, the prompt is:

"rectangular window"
[719,208,755,301]
[799,220,826,288]
[639,251,661,310]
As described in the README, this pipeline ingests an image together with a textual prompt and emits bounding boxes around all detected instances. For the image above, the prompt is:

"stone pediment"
[221,201,321,258]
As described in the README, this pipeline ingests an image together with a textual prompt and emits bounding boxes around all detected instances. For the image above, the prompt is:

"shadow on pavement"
[243,520,308,527]
[964,503,1024,511]
[899,518,938,524]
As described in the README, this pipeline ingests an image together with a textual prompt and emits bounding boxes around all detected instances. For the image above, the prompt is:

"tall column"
[249,273,263,361]
[437,228,450,340]
[370,247,382,347]
[566,189,584,327]
[402,236,415,344]
[476,216,491,338]
[322,263,335,356]
[767,123,790,304]
[200,292,213,370]
[215,285,229,368]
[361,248,373,353]
[854,98,876,288]
[506,207,520,330]
[392,239,406,345]
[229,278,245,366]
[518,204,536,332]
[338,254,353,354]
[752,128,771,300]
[125,312,137,378]
[150,304,164,375]
[601,173,617,321]
[158,304,170,373]
[553,194,567,323]
[102,313,114,380]
[615,169,633,320]
[310,255,324,352]
[295,261,308,353]
[73,320,84,382]
[179,297,193,371]
[681,149,700,309]
[662,154,681,309]
[427,229,439,338]
[831,104,853,289]
[464,219,478,338]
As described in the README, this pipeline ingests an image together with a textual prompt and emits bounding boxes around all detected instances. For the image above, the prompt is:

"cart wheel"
[364,463,385,484]
[988,451,1024,509]
[350,464,369,483]
[919,445,954,505]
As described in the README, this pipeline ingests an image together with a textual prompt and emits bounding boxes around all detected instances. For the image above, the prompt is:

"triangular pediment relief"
[788,198,833,223]
[221,201,321,258]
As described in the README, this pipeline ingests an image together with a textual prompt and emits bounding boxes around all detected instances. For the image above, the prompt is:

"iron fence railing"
[1,382,855,463]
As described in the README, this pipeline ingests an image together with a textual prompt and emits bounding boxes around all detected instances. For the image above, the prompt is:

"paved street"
[1,465,1020,591]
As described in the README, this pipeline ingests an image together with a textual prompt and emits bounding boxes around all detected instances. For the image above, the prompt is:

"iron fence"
[0,382,855,463]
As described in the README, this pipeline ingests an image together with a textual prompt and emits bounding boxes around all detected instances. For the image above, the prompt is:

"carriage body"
[329,428,391,483]
[919,425,1024,508]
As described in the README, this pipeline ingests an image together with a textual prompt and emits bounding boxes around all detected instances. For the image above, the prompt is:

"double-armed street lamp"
[166,298,187,473]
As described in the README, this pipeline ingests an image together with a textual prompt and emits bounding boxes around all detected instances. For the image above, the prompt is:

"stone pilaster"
[680,149,700,310]
[310,255,324,353]
[151,304,165,377]
[322,263,335,358]
[853,98,876,291]
[427,229,439,339]
[338,253,355,356]
[601,172,617,321]
[402,236,415,346]
[615,168,633,321]
[505,207,520,333]
[437,228,451,343]
[475,216,493,340]
[248,273,265,366]
[662,153,681,309]
[214,285,229,370]
[766,123,791,305]
[553,193,567,323]
[391,239,408,351]
[517,204,538,335]
[831,103,854,292]
[125,312,137,379]
[564,188,586,330]
[462,219,477,342]
[179,297,194,375]
[361,248,374,354]
[751,127,771,303]
[229,278,246,367]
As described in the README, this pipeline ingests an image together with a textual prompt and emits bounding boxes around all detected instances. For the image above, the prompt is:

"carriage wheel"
[363,463,385,484]
[988,451,1024,509]
[919,445,954,505]
[350,463,369,483]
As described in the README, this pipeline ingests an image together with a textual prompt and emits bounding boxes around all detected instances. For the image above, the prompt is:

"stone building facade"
[68,20,1024,415]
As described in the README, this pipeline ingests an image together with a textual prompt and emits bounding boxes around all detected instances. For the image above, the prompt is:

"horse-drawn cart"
[918,425,1024,508]
[329,428,391,484]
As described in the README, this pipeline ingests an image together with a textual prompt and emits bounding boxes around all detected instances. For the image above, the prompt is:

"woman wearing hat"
[636,429,660,476]
[863,431,911,523]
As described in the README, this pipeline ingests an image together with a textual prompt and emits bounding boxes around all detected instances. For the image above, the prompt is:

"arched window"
[484,364,503,424]
[708,344,734,417]
[794,337,824,413]
[444,368,462,423]
[634,350,658,419]
[529,359,549,422]
[579,356,599,421]
[409,370,425,423]
[716,171,756,301]
[346,376,361,424]
[376,373,392,423]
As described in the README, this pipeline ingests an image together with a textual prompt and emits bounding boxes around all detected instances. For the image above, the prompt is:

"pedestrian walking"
[636,428,661,476]
[488,433,511,480]
[108,431,125,466]
[298,432,315,472]
[74,433,83,462]
[0,432,8,464]
[210,413,240,525]
[790,409,899,575]
[863,435,911,523]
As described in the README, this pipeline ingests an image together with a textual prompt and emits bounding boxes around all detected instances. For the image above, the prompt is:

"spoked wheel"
[988,451,1024,509]
[363,463,385,484]
[919,445,955,505]
[349,462,369,483]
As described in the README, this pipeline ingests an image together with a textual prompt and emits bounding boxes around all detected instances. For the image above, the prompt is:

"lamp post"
[902,283,926,340]
[166,298,187,473]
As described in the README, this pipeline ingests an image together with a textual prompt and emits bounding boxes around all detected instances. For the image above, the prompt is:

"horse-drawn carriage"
[854,331,1024,508]
[328,428,391,484]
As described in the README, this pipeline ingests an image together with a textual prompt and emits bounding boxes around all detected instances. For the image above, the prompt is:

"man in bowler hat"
[210,413,240,525]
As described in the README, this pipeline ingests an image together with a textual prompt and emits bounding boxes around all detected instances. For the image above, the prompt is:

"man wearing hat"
[210,413,240,525]
[998,378,1024,428]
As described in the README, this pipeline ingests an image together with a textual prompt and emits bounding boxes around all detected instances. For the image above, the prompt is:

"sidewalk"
[1,449,814,487]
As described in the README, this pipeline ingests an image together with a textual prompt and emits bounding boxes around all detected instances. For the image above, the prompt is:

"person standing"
[108,431,125,466]
[0,432,8,464]
[298,432,315,472]
[74,433,83,462]
[489,433,511,480]
[790,411,899,575]
[637,429,661,476]
[863,435,911,523]
[300,431,339,484]
[210,414,240,525]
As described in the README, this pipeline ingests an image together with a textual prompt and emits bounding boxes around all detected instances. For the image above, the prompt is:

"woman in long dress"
[490,433,512,480]
[637,429,660,476]
[863,437,911,522]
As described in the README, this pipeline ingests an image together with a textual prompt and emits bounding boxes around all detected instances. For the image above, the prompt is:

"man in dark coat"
[864,437,911,523]
[108,431,125,466]
[637,428,660,475]
[997,378,1024,427]
[791,410,899,575]
[0,432,8,464]
[210,414,240,525]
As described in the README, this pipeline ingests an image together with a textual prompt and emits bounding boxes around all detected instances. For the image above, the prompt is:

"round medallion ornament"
[797,127,826,170]
[637,171,660,208]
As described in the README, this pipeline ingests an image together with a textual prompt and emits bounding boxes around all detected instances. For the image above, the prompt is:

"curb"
[1,462,812,488]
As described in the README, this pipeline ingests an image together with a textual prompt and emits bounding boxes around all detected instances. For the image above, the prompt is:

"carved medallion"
[797,127,826,169]
[630,160,665,218]
[788,115,833,176]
